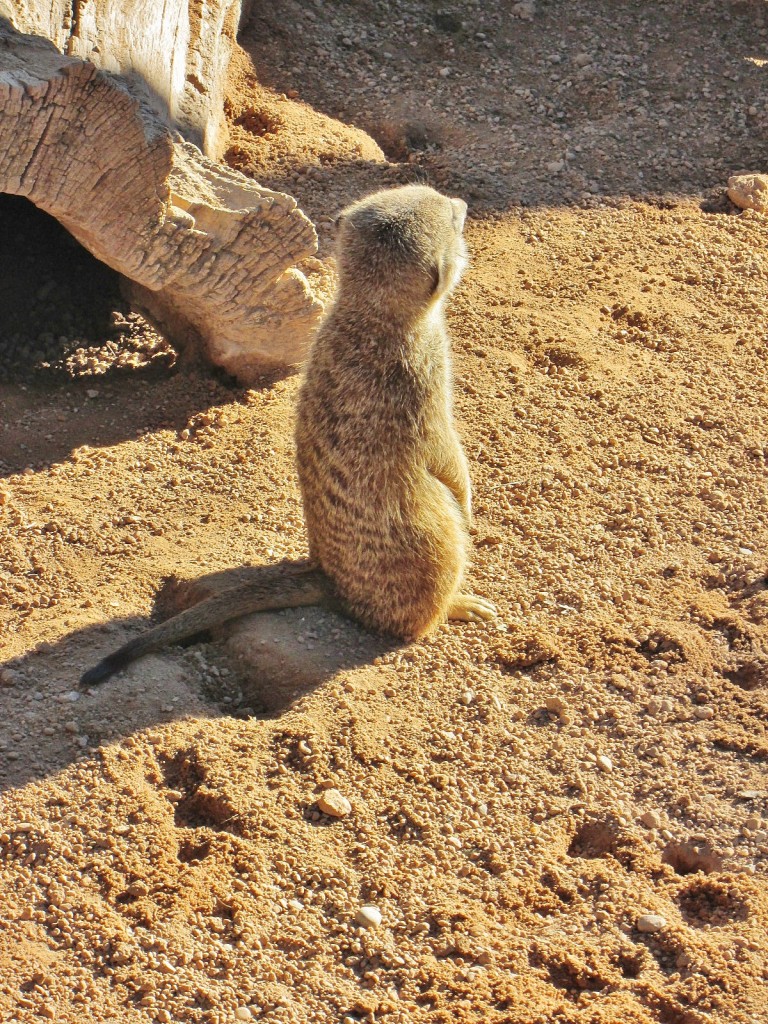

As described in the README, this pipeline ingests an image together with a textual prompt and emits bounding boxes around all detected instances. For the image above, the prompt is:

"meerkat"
[80,184,495,687]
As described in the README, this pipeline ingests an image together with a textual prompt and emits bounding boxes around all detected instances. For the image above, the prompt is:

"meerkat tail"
[80,570,330,688]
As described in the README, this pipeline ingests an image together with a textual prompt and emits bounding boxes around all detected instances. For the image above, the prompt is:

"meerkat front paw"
[448,593,497,623]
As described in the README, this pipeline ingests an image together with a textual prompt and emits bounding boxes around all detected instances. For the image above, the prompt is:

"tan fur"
[80,184,494,687]
[296,184,494,637]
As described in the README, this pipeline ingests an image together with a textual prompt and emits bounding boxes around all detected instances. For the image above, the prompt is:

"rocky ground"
[1,1,768,1022]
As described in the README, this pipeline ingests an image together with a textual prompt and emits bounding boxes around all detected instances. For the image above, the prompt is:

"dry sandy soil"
[2,1,768,1022]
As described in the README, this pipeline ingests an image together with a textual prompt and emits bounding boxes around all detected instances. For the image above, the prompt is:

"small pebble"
[640,810,662,829]
[727,172,768,212]
[317,789,352,818]
[545,695,568,717]
[355,905,382,928]
[512,0,536,19]
[596,754,613,772]
[694,706,714,720]
[636,913,667,933]
[235,1008,252,1022]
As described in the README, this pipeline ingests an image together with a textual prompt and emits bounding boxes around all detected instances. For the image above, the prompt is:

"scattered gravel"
[1,2,768,1023]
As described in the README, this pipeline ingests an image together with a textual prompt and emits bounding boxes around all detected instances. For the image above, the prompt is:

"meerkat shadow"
[155,561,403,716]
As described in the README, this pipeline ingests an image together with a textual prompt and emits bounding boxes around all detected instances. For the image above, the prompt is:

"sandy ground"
[2,1,768,1021]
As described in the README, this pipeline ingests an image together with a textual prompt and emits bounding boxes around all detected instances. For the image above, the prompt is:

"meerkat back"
[295,185,495,639]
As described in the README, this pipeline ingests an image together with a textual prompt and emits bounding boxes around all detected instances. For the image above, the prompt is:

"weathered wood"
[2,0,252,156]
[0,19,324,380]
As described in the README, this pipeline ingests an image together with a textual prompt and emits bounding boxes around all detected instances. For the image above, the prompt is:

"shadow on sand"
[0,561,401,794]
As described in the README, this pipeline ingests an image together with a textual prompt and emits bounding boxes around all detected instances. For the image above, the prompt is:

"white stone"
[317,789,352,818]
[355,905,382,928]
[636,913,667,933]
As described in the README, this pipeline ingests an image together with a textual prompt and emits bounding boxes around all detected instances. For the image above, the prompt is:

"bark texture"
[0,18,324,380]
[2,0,251,156]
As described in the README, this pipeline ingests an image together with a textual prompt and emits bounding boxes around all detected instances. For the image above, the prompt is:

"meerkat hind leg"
[448,593,497,623]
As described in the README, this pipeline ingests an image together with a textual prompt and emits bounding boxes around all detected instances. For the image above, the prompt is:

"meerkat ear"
[450,197,468,232]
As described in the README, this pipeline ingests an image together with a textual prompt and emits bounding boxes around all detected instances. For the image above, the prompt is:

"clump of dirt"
[2,2,768,1023]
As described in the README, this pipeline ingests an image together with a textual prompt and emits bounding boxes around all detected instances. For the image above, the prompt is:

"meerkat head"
[334,185,469,317]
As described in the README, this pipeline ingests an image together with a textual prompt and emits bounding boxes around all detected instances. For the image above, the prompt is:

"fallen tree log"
[2,0,250,157]
[0,15,325,380]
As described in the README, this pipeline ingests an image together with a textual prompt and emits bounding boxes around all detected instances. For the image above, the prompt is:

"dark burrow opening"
[0,193,173,382]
